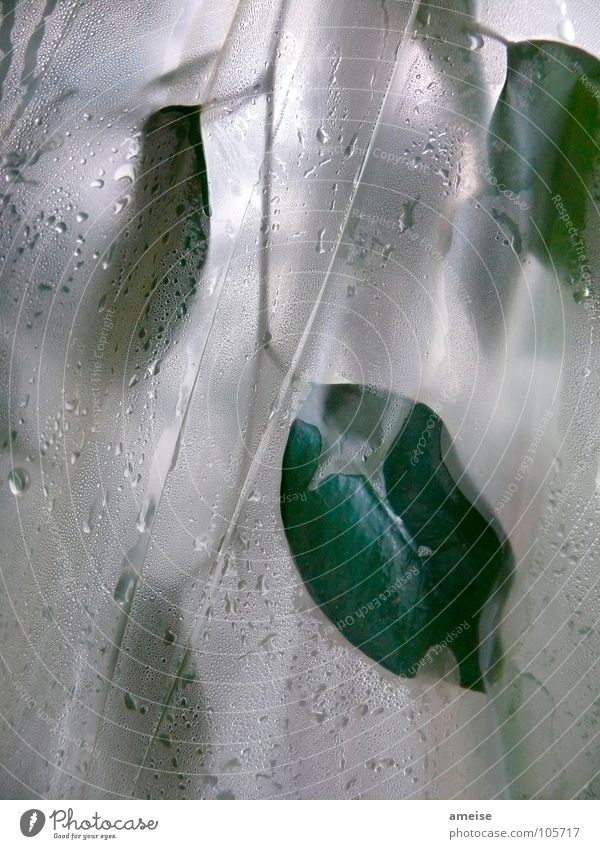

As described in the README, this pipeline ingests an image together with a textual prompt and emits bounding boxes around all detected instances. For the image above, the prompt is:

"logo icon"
[20,810,46,837]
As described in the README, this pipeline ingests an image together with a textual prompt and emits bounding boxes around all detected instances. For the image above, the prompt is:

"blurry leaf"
[280,383,511,691]
[489,40,600,284]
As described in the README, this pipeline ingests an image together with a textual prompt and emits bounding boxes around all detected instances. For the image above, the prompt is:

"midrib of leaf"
[129,0,421,796]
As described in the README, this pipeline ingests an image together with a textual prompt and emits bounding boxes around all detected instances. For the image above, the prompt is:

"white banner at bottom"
[0,799,598,848]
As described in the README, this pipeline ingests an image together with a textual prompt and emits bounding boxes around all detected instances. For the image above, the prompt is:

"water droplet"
[8,467,29,496]
[558,17,576,42]
[114,197,129,215]
[574,286,590,303]
[467,32,484,50]
[316,127,330,144]
[114,162,136,184]
[136,496,156,533]
[114,565,137,606]
[148,358,161,377]
[193,536,208,552]
[344,134,358,158]
[316,228,326,254]
[124,692,141,711]
[399,197,418,233]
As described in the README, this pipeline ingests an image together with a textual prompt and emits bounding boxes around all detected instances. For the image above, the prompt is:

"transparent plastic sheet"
[0,0,599,800]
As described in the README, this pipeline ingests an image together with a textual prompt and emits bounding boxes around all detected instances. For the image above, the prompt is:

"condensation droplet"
[8,467,30,496]
[114,566,137,606]
[558,17,576,42]
[316,228,326,254]
[467,32,484,50]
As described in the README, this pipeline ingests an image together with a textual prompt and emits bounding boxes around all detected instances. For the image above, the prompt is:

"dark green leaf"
[489,41,600,285]
[280,383,511,691]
